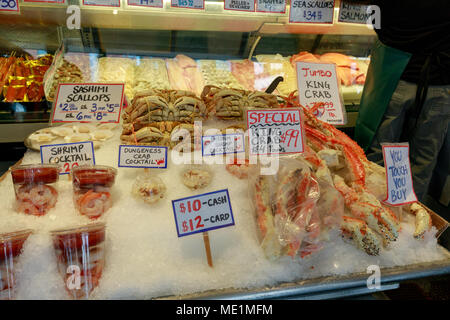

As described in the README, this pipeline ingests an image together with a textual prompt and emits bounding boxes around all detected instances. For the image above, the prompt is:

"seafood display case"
[0,0,449,301]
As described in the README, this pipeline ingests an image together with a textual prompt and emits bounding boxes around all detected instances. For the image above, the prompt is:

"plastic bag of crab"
[249,157,342,261]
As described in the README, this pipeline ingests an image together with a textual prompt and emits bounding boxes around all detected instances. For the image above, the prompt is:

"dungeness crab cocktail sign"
[246,109,305,156]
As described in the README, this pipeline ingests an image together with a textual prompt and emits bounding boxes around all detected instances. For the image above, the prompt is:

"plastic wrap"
[197,60,244,90]
[166,54,204,96]
[51,222,105,299]
[11,164,60,216]
[134,58,170,92]
[0,229,33,300]
[249,158,331,260]
[97,56,135,101]
[71,165,117,219]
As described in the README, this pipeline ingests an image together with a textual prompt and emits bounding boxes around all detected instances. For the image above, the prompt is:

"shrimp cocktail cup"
[71,165,117,219]
[0,229,33,300]
[11,164,60,216]
[51,222,106,300]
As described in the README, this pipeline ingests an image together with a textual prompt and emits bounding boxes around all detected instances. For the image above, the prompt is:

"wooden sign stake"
[203,231,213,268]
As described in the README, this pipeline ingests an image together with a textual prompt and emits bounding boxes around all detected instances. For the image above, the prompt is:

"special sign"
[296,62,345,125]
[40,141,95,175]
[247,109,304,155]
[382,143,418,206]
[52,83,124,123]
[172,189,235,237]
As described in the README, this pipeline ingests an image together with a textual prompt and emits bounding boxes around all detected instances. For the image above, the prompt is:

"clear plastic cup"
[51,222,106,300]
[0,229,33,300]
[71,165,117,219]
[11,164,60,216]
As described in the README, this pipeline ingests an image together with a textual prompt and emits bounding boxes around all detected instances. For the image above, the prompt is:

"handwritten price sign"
[171,0,204,9]
[296,62,346,125]
[338,0,370,24]
[247,109,304,156]
[256,0,286,13]
[82,0,120,6]
[289,0,334,23]
[128,0,163,7]
[118,145,168,169]
[51,83,124,124]
[382,143,417,206]
[172,189,235,237]
[202,133,245,157]
[40,141,95,175]
[0,0,19,12]
[224,0,255,11]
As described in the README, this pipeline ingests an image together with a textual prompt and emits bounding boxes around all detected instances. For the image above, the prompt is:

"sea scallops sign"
[382,143,418,206]
[52,83,125,123]
[296,62,345,125]
[289,0,334,23]
[247,109,304,155]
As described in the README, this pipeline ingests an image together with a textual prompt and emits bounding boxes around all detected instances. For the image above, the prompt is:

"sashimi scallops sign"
[247,108,304,155]
[296,61,346,125]
[51,83,125,123]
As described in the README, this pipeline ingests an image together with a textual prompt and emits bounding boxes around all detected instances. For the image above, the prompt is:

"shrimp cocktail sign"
[40,141,95,175]
[247,108,305,156]
[51,83,125,124]
[296,61,346,125]
[382,143,418,206]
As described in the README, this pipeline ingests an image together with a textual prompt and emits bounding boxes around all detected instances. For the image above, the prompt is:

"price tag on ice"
[338,0,370,24]
[171,0,204,9]
[382,144,418,206]
[0,0,19,12]
[289,0,334,23]
[40,141,95,175]
[172,189,235,237]
[51,83,124,124]
[256,0,286,13]
[247,109,304,155]
[118,145,167,169]
[224,0,254,12]
[202,133,245,156]
[128,0,163,7]
[83,0,120,6]
[296,62,345,125]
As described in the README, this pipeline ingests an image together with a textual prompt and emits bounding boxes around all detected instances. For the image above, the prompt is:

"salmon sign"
[296,61,346,125]
[246,108,304,155]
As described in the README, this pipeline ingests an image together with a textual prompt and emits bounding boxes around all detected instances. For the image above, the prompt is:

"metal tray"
[161,254,450,300]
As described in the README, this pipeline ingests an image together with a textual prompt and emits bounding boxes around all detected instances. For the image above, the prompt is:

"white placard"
[127,0,163,7]
[296,62,345,125]
[202,133,245,156]
[118,145,168,169]
[247,109,304,155]
[0,0,19,12]
[24,0,65,3]
[40,141,95,175]
[171,0,204,9]
[224,0,255,12]
[51,83,124,123]
[256,0,286,13]
[338,0,370,24]
[382,144,418,206]
[172,189,235,237]
[289,0,334,23]
[83,0,120,6]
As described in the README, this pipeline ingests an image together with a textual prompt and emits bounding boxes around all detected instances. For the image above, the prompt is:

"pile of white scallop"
[25,123,119,151]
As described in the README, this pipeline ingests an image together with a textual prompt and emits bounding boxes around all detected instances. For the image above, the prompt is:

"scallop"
[74,124,95,134]
[50,126,75,137]
[97,123,118,130]
[64,133,91,143]
[29,133,57,144]
[90,129,114,141]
